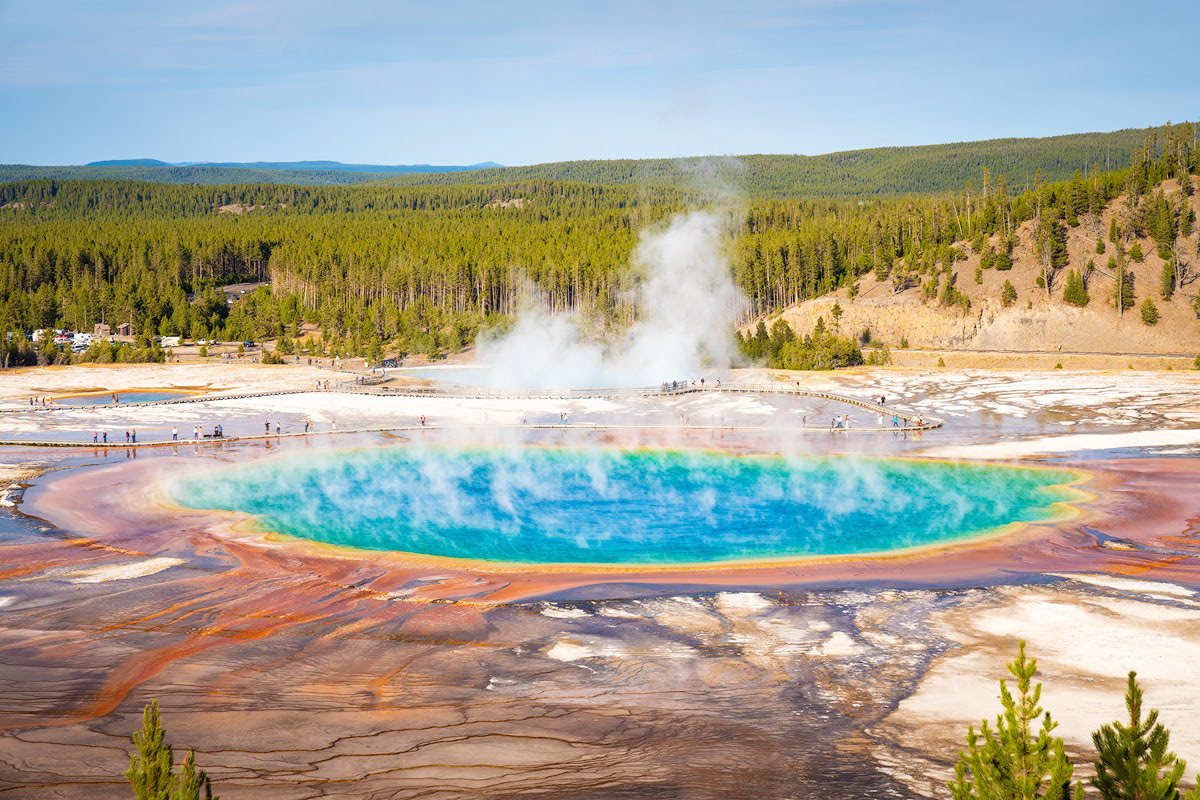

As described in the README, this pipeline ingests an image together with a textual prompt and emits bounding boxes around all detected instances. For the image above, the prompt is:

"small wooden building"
[93,323,111,338]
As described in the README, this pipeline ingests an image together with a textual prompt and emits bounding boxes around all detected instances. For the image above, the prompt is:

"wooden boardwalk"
[0,380,940,448]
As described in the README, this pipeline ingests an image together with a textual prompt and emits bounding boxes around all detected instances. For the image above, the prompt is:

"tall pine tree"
[1092,671,1185,800]
[1063,270,1090,307]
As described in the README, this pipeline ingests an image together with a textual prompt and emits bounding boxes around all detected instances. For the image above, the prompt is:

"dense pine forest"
[1,122,1197,368]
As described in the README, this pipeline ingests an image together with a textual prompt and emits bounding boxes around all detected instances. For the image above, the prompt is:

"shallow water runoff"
[167,447,1082,566]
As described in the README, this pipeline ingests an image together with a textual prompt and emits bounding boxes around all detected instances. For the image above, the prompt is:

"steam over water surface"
[167,448,1080,565]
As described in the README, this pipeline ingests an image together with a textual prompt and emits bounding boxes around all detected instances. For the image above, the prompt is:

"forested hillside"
[389,124,1196,197]
[1,122,1196,368]
[4,122,1195,197]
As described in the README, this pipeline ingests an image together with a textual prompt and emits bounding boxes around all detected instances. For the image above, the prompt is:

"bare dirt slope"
[772,178,1200,356]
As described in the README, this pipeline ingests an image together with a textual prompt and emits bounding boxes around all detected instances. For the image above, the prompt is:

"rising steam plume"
[476,210,747,387]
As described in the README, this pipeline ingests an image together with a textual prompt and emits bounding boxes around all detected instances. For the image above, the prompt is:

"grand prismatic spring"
[2,365,1200,800]
[167,448,1083,565]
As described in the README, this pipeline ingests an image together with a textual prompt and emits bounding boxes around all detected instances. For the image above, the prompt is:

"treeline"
[1,123,1196,369]
[737,313,868,370]
[0,161,499,188]
[3,123,1195,198]
[0,163,389,187]
[385,123,1197,198]
[0,178,661,219]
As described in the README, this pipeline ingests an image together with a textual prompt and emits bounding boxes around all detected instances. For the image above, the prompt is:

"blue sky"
[1,0,1196,165]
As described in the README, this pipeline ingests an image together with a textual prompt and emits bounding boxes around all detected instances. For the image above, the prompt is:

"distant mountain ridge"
[86,158,173,167]
[85,158,503,174]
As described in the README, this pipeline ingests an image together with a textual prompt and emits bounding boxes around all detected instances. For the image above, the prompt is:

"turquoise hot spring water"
[166,447,1083,566]
[54,390,195,405]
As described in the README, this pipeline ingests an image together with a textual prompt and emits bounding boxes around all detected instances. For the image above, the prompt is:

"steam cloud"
[476,211,746,387]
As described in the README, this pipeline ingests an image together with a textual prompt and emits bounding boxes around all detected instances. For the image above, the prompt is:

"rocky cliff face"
[778,297,1197,353]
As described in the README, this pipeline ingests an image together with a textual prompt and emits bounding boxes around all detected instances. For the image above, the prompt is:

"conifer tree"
[1091,671,1185,800]
[830,301,843,330]
[1110,254,1135,314]
[1160,261,1176,300]
[126,701,218,800]
[1001,279,1017,308]
[127,701,175,800]
[1063,270,1090,307]
[949,641,1079,800]
[752,320,770,359]
[1141,298,1159,325]
[172,750,216,800]
[768,317,795,359]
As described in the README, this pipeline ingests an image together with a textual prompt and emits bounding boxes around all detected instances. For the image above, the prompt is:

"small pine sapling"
[949,641,1079,800]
